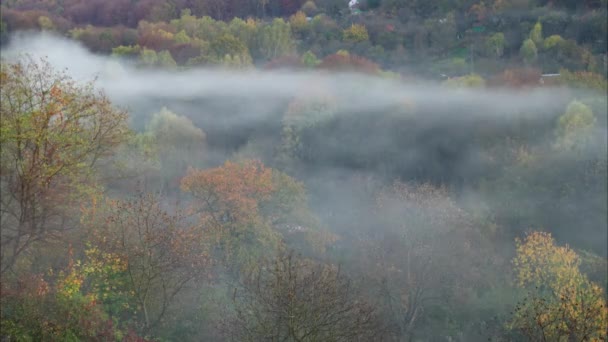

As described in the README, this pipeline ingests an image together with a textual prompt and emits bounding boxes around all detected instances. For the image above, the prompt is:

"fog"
[3,32,606,253]
[2,29,607,341]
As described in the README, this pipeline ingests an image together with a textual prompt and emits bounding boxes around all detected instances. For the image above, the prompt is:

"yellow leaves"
[289,11,309,35]
[511,231,608,340]
[342,24,369,43]
[513,231,580,290]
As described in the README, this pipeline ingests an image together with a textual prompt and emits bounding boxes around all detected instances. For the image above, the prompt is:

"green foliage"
[157,50,177,69]
[209,33,253,66]
[442,73,486,88]
[529,22,543,46]
[112,45,141,58]
[139,48,159,66]
[174,29,191,44]
[554,100,597,151]
[301,50,320,67]
[256,18,295,60]
[543,34,564,50]
[520,39,538,64]
[485,32,505,57]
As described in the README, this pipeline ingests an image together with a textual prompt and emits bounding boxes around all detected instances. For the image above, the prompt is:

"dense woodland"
[1,0,607,341]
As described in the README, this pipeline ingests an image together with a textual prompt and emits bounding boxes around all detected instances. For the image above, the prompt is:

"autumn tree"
[82,192,209,334]
[181,160,333,271]
[181,160,277,270]
[342,24,369,43]
[511,231,607,341]
[219,251,384,342]
[0,57,130,275]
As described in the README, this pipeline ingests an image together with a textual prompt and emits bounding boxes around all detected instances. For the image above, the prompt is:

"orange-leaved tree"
[181,159,335,271]
[181,160,277,269]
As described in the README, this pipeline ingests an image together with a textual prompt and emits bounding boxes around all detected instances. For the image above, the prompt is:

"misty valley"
[0,1,607,341]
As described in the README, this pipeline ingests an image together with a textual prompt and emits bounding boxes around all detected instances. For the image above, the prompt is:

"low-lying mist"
[2,30,607,341]
[2,32,606,255]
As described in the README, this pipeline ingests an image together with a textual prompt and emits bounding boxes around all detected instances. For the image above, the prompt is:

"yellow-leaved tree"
[511,231,607,341]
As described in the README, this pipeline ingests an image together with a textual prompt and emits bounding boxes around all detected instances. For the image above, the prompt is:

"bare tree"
[219,250,386,342]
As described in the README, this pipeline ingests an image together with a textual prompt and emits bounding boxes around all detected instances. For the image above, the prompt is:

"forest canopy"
[0,0,607,341]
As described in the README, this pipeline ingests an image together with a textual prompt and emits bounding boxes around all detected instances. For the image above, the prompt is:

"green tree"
[554,100,597,151]
[301,50,320,67]
[139,48,159,67]
[157,50,177,69]
[529,22,543,46]
[543,34,564,51]
[209,33,253,66]
[174,29,191,44]
[111,45,141,59]
[256,18,295,60]
[145,107,206,195]
[485,32,505,57]
[520,39,538,64]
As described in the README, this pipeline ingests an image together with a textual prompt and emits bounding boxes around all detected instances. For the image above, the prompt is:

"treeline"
[1,56,607,341]
[1,0,607,77]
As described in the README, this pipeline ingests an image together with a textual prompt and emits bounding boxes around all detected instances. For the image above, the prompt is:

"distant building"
[539,73,560,85]
[349,0,361,14]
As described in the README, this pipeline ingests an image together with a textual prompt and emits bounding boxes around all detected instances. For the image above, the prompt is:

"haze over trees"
[0,0,607,341]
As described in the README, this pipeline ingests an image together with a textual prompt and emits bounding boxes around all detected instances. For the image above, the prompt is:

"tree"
[181,160,333,271]
[520,39,538,64]
[554,100,597,151]
[529,21,543,46]
[510,231,607,341]
[219,251,384,341]
[256,18,295,60]
[180,160,277,269]
[543,34,564,51]
[289,11,309,36]
[355,182,488,341]
[301,50,320,67]
[144,107,206,195]
[485,32,505,57]
[0,58,130,275]
[139,47,159,67]
[209,33,253,66]
[157,50,177,69]
[82,193,209,334]
[342,24,369,43]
